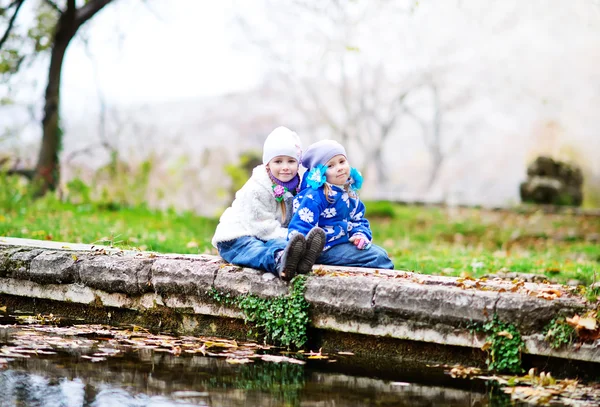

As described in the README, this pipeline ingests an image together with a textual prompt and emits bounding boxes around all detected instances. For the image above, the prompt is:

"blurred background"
[1,0,599,216]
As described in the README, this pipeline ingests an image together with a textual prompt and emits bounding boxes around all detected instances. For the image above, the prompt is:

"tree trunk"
[33,0,112,196]
[34,37,70,195]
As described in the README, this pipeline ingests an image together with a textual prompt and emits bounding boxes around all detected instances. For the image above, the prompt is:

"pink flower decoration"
[274,185,286,196]
[273,184,288,201]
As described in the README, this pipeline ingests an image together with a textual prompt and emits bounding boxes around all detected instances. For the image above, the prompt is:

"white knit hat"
[262,126,302,165]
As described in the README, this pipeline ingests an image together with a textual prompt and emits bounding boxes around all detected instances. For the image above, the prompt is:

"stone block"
[29,251,79,285]
[495,293,587,332]
[213,267,288,299]
[77,255,154,295]
[151,258,217,296]
[7,249,44,280]
[0,247,25,277]
[374,280,499,325]
[305,276,378,317]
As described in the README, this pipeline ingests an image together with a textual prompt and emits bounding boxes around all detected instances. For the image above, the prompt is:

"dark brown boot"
[297,227,326,274]
[277,234,306,281]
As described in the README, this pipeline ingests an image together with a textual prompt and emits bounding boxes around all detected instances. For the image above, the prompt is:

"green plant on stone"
[584,271,599,303]
[543,317,576,349]
[480,315,524,374]
[208,276,310,349]
[237,275,309,349]
[207,287,235,306]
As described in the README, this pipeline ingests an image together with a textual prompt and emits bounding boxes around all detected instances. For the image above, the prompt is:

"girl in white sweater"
[212,127,325,281]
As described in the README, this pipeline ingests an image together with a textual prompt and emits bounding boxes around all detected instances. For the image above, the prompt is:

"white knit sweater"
[212,165,293,247]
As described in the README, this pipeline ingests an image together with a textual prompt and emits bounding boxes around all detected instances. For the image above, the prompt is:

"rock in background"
[520,156,583,206]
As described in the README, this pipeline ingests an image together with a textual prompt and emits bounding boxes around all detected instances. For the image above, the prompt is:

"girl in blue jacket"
[288,139,393,269]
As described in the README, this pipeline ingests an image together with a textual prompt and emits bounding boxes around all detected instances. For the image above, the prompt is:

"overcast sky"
[61,0,264,109]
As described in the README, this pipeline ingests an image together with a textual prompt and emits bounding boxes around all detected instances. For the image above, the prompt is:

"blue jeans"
[317,243,394,269]
[217,236,288,275]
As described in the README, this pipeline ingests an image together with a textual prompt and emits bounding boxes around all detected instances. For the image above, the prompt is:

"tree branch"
[0,0,25,50]
[43,0,62,15]
[75,0,112,27]
[5,168,35,179]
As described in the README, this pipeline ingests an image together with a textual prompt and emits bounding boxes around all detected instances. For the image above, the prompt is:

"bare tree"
[234,0,443,187]
[1,0,114,195]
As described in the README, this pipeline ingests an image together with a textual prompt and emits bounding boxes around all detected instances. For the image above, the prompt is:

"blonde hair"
[279,200,287,223]
[323,183,351,203]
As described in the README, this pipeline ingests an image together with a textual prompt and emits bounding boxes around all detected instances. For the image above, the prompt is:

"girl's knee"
[368,245,394,269]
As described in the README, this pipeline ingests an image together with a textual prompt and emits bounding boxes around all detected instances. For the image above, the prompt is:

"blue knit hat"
[301,139,347,170]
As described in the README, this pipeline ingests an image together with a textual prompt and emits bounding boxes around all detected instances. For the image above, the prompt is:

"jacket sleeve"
[348,198,372,241]
[287,189,325,238]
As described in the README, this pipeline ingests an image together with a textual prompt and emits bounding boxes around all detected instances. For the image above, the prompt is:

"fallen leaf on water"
[260,354,306,364]
[80,355,106,362]
[449,365,482,378]
[225,357,252,364]
[391,382,411,386]
[306,348,329,360]
[172,391,210,398]
[204,341,237,349]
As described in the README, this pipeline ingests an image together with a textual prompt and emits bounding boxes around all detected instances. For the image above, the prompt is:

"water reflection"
[0,323,522,407]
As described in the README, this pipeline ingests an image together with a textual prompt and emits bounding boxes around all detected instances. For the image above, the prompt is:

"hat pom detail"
[306,164,328,189]
[349,167,363,191]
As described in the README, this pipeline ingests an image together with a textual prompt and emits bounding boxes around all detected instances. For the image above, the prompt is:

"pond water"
[0,318,589,407]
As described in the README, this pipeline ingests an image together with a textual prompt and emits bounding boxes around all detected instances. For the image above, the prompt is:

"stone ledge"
[0,237,597,364]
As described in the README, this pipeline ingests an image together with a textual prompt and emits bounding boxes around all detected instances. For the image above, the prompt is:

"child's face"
[268,156,299,182]
[325,154,350,186]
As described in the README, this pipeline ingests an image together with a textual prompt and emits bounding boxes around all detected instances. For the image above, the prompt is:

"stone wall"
[0,237,598,365]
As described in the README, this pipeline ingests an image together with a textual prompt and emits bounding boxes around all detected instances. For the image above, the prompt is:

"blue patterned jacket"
[287,183,372,251]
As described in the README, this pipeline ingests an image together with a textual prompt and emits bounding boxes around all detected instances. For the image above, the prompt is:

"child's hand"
[349,234,370,250]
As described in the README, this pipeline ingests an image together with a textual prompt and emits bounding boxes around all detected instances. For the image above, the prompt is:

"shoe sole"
[280,235,306,281]
[298,229,325,274]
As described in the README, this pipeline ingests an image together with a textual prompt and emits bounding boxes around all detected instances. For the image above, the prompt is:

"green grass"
[1,175,599,285]
[369,203,600,285]
[0,176,217,254]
